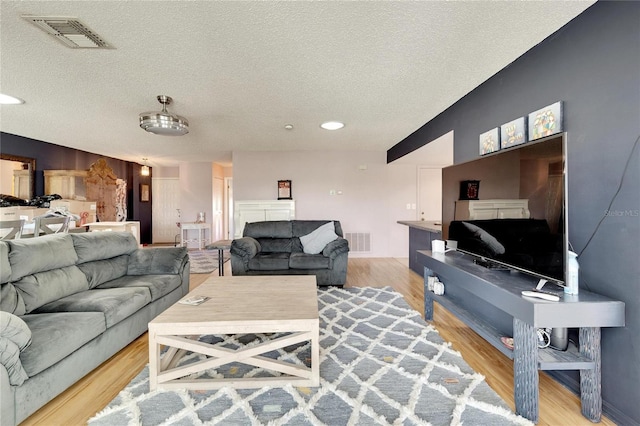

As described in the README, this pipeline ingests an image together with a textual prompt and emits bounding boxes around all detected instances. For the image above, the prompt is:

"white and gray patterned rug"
[188,250,227,274]
[89,287,532,426]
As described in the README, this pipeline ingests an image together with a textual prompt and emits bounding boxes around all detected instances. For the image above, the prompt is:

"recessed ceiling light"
[0,93,25,105]
[320,121,344,130]
[284,124,294,130]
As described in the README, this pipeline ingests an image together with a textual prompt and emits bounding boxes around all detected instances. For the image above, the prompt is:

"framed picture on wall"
[140,184,150,202]
[479,127,500,155]
[500,116,527,149]
[459,180,480,200]
[278,180,292,200]
[528,101,563,141]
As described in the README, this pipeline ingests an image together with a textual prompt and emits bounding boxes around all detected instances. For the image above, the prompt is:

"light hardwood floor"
[21,258,614,426]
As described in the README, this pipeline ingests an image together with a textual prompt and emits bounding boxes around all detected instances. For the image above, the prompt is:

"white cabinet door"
[234,200,296,237]
[455,199,529,220]
[266,209,294,221]
[497,208,526,219]
[471,209,499,220]
[236,210,266,237]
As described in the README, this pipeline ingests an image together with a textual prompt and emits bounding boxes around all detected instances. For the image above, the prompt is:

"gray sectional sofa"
[0,232,189,426]
[230,220,349,286]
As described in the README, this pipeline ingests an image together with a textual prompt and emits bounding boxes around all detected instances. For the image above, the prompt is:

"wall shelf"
[429,291,595,370]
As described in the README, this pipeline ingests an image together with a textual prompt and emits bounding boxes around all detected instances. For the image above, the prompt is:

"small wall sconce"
[141,158,150,176]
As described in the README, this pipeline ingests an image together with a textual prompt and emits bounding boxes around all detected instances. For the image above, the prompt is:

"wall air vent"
[345,232,371,253]
[22,16,112,49]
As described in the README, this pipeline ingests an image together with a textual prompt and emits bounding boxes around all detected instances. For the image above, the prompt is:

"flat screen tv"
[442,133,567,287]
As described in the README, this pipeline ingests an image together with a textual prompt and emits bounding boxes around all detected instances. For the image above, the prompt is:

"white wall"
[232,150,418,257]
[0,160,23,196]
[178,162,214,248]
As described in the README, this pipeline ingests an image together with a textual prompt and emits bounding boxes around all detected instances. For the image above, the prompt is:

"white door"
[212,177,224,242]
[225,177,233,239]
[152,178,181,244]
[418,167,443,222]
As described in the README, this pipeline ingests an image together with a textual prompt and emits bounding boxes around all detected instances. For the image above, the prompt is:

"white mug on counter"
[432,239,446,253]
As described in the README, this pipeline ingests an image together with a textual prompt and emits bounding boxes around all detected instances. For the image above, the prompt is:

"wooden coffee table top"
[150,275,318,327]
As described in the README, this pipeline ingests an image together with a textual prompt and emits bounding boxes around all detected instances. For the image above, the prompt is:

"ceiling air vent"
[22,16,112,49]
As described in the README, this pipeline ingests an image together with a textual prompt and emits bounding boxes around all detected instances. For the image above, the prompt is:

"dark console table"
[418,250,625,423]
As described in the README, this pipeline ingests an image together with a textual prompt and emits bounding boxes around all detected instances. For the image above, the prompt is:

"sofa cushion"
[96,275,182,301]
[127,247,188,275]
[291,238,304,253]
[293,220,343,237]
[12,266,89,314]
[0,283,26,315]
[0,242,11,283]
[71,232,138,264]
[33,287,151,328]
[78,255,130,289]
[248,253,290,271]
[300,221,338,254]
[7,234,78,282]
[244,221,293,238]
[289,253,330,270]
[257,238,293,253]
[19,312,106,376]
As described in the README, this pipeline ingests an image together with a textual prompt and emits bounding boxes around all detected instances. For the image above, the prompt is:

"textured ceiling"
[0,1,594,167]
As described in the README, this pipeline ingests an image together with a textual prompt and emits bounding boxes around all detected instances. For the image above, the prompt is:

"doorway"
[418,167,443,222]
[224,177,233,239]
[152,178,181,244]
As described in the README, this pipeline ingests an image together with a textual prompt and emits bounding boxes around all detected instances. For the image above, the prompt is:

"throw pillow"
[461,222,506,256]
[300,221,339,255]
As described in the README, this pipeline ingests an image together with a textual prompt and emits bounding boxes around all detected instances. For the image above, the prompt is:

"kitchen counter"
[397,220,442,274]
[397,220,442,233]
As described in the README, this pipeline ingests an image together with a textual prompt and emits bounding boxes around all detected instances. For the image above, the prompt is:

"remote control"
[532,288,561,297]
[521,290,560,301]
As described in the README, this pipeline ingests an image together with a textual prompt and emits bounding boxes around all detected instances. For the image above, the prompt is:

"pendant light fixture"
[139,95,189,136]
[141,158,150,176]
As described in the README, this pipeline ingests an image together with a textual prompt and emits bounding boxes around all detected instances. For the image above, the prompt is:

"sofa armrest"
[128,247,189,275]
[0,312,31,386]
[322,237,349,259]
[230,237,261,260]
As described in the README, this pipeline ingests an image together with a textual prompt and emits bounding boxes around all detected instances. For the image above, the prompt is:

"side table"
[205,239,232,276]
[180,222,210,250]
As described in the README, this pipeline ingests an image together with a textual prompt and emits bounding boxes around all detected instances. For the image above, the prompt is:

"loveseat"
[230,220,349,286]
[0,232,189,426]
[448,218,563,279]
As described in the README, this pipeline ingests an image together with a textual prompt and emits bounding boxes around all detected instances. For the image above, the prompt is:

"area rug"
[89,287,532,426]
[187,250,227,274]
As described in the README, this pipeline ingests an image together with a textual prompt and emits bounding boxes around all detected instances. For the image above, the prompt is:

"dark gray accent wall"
[388,2,640,424]
[0,132,153,244]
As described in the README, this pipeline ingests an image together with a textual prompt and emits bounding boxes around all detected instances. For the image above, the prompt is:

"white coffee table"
[148,275,319,390]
